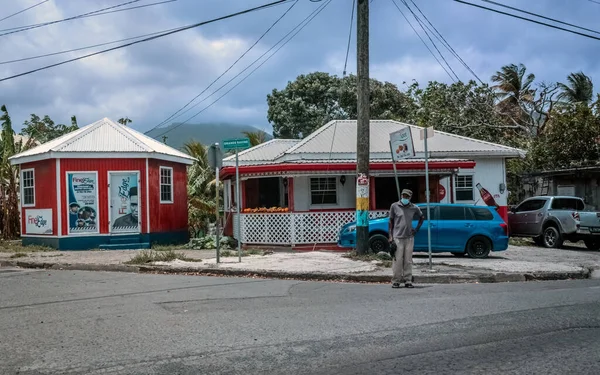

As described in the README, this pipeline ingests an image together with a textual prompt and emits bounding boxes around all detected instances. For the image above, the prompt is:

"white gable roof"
[223,139,300,166]
[281,120,524,160]
[9,117,195,165]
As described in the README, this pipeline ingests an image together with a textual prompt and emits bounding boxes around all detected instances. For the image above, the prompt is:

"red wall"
[20,160,57,235]
[60,159,148,235]
[148,159,188,233]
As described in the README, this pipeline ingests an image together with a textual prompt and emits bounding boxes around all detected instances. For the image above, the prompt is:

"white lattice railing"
[232,210,389,245]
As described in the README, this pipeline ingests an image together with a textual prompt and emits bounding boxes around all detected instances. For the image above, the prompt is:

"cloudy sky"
[0,0,598,135]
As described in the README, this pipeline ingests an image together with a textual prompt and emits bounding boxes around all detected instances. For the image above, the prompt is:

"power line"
[399,0,459,81]
[454,0,600,42]
[0,0,146,37]
[153,0,333,139]
[0,1,177,33]
[343,0,356,76]
[0,0,49,23]
[407,0,483,84]
[0,25,184,65]
[150,0,299,132]
[0,0,293,83]
[481,0,600,36]
[390,0,456,82]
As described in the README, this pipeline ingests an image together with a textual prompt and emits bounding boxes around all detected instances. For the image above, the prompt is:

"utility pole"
[355,0,370,255]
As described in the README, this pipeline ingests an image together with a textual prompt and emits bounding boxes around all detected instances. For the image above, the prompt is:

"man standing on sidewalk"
[389,189,424,288]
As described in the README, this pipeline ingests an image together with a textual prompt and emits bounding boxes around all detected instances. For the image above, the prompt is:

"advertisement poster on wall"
[25,209,53,235]
[110,172,140,233]
[67,172,98,233]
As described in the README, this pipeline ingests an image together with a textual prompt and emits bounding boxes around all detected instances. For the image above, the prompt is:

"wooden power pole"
[355,0,370,255]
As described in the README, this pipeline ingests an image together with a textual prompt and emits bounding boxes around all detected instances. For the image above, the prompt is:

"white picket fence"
[232,210,389,245]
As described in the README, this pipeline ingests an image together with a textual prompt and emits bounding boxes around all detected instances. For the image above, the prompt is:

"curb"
[1,260,590,284]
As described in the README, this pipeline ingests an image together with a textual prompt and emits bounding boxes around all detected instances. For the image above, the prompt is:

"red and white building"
[9,118,195,250]
[220,120,524,249]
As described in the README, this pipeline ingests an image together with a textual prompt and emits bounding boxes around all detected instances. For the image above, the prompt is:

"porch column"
[369,176,376,210]
[288,177,295,211]
[450,174,456,203]
[241,180,246,210]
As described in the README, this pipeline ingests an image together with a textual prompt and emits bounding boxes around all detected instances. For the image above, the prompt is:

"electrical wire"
[480,0,600,36]
[0,1,177,33]
[454,0,600,42]
[0,0,149,36]
[399,0,459,81]
[407,0,483,84]
[150,0,299,133]
[343,0,356,76]
[0,25,184,65]
[390,0,456,82]
[0,0,293,83]
[152,0,333,139]
[0,0,49,23]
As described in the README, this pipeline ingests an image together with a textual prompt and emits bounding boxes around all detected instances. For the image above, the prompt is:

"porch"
[221,159,475,246]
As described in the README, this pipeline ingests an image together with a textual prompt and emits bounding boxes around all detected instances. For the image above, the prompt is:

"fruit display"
[242,207,290,213]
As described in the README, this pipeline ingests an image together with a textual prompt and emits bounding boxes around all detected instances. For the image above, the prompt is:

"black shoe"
[405,283,414,288]
[392,283,401,288]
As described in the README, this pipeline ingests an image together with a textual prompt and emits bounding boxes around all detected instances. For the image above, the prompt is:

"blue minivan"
[338,203,509,258]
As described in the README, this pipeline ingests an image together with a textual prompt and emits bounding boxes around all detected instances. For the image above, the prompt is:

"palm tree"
[118,117,132,126]
[557,72,593,104]
[183,140,217,237]
[491,63,536,108]
[242,130,268,147]
[0,105,22,239]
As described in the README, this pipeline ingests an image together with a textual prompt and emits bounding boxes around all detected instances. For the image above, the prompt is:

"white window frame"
[309,177,338,206]
[455,175,474,202]
[159,166,174,204]
[21,168,35,207]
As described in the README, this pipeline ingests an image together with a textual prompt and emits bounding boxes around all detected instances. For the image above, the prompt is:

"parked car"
[337,203,509,259]
[508,196,600,250]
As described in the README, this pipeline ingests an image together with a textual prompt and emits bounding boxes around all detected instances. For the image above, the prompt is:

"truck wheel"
[466,236,491,259]
[369,234,390,254]
[542,226,563,248]
[584,240,600,250]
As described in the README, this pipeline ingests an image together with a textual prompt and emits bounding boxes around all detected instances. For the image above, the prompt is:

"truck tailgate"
[578,212,600,234]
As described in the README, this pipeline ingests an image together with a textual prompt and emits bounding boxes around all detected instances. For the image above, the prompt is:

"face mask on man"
[401,198,410,205]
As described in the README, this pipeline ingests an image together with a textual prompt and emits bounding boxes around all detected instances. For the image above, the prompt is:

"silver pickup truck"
[508,196,600,249]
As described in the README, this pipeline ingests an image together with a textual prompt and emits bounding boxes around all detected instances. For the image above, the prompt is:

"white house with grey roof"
[220,120,524,248]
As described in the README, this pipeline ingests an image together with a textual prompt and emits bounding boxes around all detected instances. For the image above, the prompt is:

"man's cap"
[69,202,80,208]
[401,189,413,197]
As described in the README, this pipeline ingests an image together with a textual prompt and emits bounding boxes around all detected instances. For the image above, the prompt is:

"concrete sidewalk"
[1,244,599,283]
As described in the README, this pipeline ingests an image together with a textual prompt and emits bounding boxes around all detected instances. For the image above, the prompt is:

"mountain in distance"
[145,122,273,150]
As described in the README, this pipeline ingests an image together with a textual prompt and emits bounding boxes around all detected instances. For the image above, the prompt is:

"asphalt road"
[1,268,599,375]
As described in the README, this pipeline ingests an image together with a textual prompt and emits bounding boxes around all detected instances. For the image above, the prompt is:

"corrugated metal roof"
[223,139,300,164]
[9,117,195,164]
[284,120,525,157]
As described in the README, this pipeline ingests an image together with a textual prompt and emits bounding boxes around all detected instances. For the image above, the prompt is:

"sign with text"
[25,209,53,235]
[67,172,98,234]
[110,172,140,233]
[389,127,415,161]
[222,138,250,150]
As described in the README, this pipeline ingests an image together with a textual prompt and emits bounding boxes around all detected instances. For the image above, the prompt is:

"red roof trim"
[220,161,476,179]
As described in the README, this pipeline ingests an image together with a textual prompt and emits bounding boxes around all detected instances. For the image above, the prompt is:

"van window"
[551,198,584,211]
[467,207,494,220]
[439,206,466,221]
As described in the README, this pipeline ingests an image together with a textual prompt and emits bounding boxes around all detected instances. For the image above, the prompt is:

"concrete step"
[109,236,142,245]
[99,242,150,250]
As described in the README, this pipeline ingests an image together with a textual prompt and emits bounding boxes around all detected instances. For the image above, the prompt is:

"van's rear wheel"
[466,236,491,259]
[369,234,390,254]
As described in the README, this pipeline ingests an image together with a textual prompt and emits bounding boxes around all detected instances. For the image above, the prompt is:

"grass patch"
[9,252,28,259]
[219,249,268,257]
[377,260,393,268]
[344,250,392,268]
[125,250,202,265]
[0,240,54,253]
[509,237,534,247]
[150,244,186,252]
